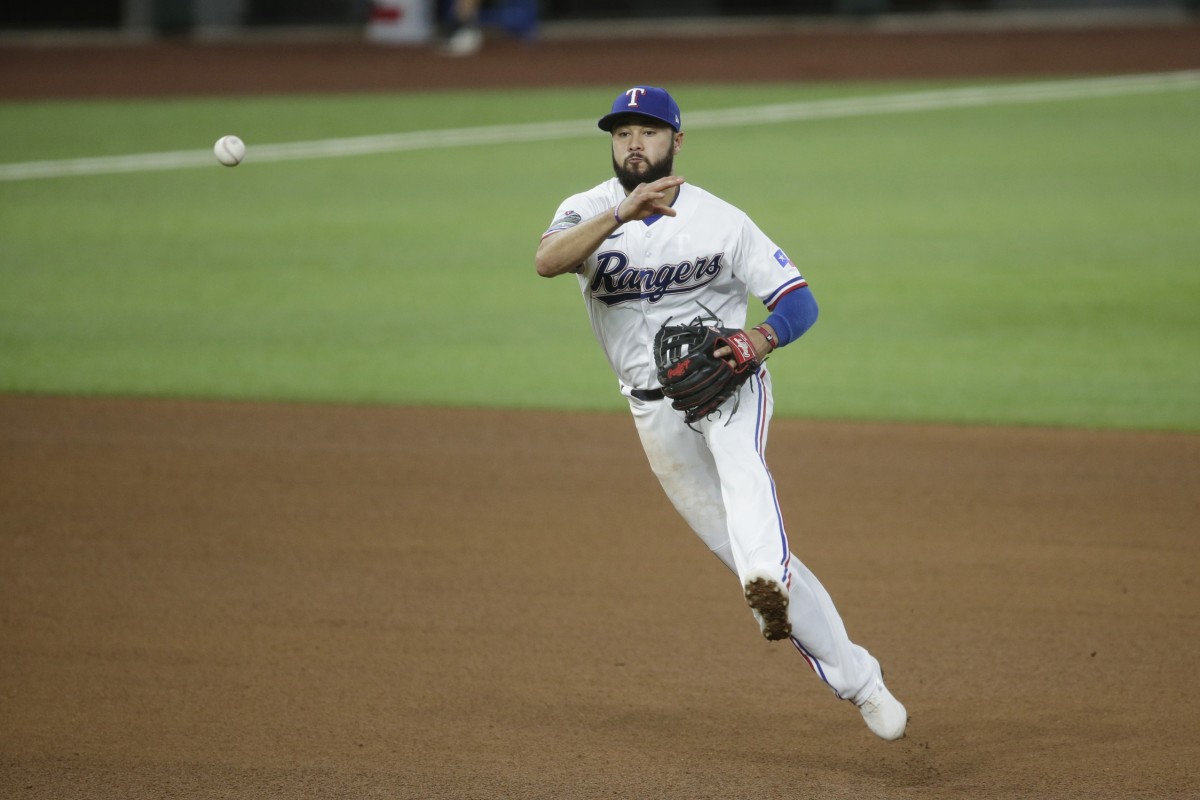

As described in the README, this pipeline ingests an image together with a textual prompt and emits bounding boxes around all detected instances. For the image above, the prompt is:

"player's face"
[610,121,682,193]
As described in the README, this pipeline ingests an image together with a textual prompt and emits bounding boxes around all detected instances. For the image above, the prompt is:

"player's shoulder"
[568,177,622,202]
[556,177,622,211]
[681,183,750,220]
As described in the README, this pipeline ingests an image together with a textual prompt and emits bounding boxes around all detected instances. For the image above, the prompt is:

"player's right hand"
[619,176,686,221]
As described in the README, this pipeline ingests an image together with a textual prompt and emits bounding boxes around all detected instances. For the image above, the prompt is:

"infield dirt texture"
[3,20,1199,799]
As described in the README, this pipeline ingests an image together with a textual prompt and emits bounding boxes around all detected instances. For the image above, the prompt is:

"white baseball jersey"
[543,178,808,394]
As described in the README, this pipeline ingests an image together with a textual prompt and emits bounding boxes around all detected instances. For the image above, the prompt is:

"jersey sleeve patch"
[544,210,582,237]
[773,248,794,269]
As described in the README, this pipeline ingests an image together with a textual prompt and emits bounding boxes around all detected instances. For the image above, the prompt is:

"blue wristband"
[763,286,819,347]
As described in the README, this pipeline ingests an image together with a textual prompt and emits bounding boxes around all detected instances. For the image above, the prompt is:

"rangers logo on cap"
[598,86,682,132]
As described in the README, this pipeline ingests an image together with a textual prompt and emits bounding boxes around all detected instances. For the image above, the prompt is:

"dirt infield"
[2,396,1197,798]
[2,21,1200,800]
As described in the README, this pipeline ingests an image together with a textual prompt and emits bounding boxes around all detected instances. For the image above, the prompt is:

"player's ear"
[673,132,684,153]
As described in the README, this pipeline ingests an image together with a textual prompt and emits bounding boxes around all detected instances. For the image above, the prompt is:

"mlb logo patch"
[773,248,794,269]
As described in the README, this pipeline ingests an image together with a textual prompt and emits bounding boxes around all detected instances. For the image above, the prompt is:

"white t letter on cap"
[625,88,647,107]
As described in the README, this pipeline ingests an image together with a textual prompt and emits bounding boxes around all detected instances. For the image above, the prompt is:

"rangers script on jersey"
[543,177,809,395]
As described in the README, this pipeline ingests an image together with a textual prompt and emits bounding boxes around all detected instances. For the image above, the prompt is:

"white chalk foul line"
[2,71,1197,182]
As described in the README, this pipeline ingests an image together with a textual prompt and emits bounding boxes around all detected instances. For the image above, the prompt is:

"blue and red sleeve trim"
[764,276,808,310]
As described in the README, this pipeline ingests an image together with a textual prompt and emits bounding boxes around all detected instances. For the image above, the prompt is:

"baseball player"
[535,86,907,740]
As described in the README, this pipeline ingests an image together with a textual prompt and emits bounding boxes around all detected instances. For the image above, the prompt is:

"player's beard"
[612,150,675,194]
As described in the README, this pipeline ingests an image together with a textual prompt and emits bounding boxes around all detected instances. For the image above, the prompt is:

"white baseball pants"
[626,368,883,704]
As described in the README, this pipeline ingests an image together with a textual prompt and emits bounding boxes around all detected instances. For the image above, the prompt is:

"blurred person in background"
[443,0,483,55]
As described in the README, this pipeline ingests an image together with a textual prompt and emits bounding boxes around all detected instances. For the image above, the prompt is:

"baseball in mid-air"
[213,135,246,167]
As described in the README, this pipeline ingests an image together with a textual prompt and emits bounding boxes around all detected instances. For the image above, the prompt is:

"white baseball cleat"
[743,571,792,641]
[857,680,908,741]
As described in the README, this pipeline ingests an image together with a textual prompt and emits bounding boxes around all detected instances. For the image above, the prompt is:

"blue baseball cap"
[598,86,682,132]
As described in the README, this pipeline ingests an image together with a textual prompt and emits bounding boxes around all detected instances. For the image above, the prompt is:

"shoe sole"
[744,576,792,641]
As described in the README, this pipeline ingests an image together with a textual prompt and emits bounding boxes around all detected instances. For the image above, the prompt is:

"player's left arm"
[717,212,820,362]
[756,285,819,354]
[716,285,818,362]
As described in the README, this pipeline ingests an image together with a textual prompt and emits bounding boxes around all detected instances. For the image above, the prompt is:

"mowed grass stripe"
[2,70,1197,182]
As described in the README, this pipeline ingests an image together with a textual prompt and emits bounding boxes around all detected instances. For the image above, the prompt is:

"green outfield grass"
[1,80,1197,430]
